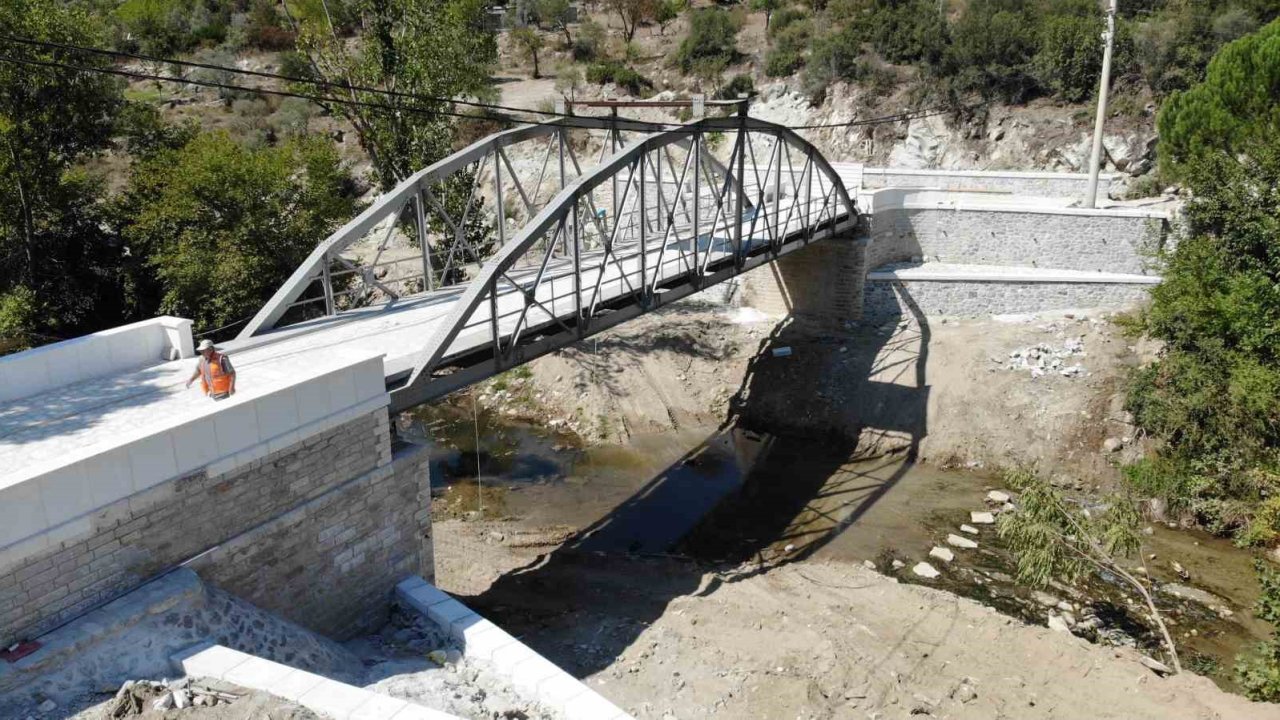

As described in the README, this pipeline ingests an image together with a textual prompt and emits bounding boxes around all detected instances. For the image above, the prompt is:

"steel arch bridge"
[233,115,859,413]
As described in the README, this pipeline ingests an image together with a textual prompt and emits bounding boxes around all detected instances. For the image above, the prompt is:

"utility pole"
[1085,0,1117,208]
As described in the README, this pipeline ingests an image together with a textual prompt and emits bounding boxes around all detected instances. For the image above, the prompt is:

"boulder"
[987,490,1011,504]
[1103,437,1124,453]
[1047,613,1072,633]
[960,524,980,535]
[929,547,955,563]
[970,511,996,525]
[912,562,941,579]
[947,534,978,549]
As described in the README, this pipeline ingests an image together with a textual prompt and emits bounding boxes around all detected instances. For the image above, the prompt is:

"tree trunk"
[6,139,36,286]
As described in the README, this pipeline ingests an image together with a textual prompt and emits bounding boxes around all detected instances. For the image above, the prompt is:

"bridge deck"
[0,171,855,483]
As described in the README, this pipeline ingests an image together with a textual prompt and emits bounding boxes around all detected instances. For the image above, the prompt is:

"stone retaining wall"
[860,167,1112,200]
[866,207,1167,275]
[0,408,432,646]
[863,278,1154,322]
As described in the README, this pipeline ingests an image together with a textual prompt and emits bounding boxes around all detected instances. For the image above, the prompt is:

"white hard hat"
[197,339,216,352]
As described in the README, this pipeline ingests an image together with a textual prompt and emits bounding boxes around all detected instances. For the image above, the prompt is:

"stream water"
[404,401,1270,691]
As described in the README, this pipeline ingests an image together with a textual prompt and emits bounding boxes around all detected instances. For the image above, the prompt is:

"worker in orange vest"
[186,339,237,400]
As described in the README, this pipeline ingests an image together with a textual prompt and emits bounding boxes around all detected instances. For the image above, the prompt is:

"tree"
[0,0,128,341]
[289,0,497,190]
[606,0,659,42]
[998,468,1182,673]
[674,7,741,74]
[537,0,575,46]
[1156,19,1280,180]
[114,132,359,334]
[655,0,686,36]
[939,0,1040,102]
[750,0,784,35]
[511,27,545,78]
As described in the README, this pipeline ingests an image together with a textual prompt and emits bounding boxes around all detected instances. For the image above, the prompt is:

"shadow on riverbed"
[455,294,935,678]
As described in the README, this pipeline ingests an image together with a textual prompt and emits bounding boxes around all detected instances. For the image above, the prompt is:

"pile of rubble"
[995,337,1089,379]
[107,678,241,716]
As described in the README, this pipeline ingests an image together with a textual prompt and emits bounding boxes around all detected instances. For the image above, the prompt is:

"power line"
[0,33,974,132]
[0,33,574,120]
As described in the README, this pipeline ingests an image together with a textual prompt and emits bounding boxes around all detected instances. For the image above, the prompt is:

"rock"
[954,682,978,704]
[152,694,175,711]
[1139,656,1172,675]
[912,562,941,579]
[1047,613,1072,633]
[929,547,955,563]
[173,689,190,709]
[427,649,449,665]
[947,534,978,549]
[987,490,1011,504]
[1032,591,1060,607]
[862,559,876,570]
[970,511,996,525]
[1103,437,1124,453]
[960,524,980,535]
[1002,502,1016,513]
[1171,561,1190,581]
[36,700,56,713]
[891,559,906,570]
[1159,583,1222,607]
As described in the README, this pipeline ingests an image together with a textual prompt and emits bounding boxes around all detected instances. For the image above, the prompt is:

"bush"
[1236,561,1280,700]
[716,73,754,101]
[939,0,1040,102]
[1033,14,1103,103]
[803,24,863,100]
[674,7,740,74]
[862,0,947,66]
[1123,143,1280,546]
[573,19,606,61]
[586,61,653,96]
[765,16,811,77]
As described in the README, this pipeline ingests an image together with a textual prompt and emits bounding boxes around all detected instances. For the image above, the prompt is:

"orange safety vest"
[199,352,234,397]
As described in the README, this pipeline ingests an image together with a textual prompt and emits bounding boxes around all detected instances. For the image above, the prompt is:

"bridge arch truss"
[390,115,859,410]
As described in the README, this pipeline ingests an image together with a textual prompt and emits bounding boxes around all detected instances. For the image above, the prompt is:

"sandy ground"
[435,521,1277,720]
[483,293,1149,485]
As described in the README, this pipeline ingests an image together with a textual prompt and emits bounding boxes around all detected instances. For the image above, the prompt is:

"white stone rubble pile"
[997,336,1089,379]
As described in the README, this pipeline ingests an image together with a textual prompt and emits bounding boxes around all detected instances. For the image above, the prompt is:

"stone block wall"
[740,236,868,331]
[867,207,1167,274]
[863,279,1154,322]
[0,408,431,646]
[860,167,1112,200]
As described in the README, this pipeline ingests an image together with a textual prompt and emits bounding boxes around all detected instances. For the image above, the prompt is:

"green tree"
[536,0,575,46]
[674,7,741,74]
[1033,11,1104,103]
[606,0,659,43]
[998,468,1182,673]
[655,0,687,36]
[750,0,785,35]
[1124,140,1280,545]
[114,132,359,334]
[291,0,497,190]
[0,0,128,340]
[940,0,1039,102]
[1156,19,1280,180]
[511,27,545,78]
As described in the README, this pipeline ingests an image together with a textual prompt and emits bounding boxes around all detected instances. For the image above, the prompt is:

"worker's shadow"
[451,286,930,680]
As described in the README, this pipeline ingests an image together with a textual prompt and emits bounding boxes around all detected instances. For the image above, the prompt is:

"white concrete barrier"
[0,316,194,404]
[0,349,388,562]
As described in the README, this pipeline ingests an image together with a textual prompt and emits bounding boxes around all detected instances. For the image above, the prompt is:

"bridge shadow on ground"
[454,296,931,680]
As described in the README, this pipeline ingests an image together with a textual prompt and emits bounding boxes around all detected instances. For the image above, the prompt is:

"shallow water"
[407,400,1270,689]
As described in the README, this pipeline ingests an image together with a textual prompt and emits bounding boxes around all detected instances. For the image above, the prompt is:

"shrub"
[716,73,754,100]
[573,19,606,61]
[586,61,653,96]
[803,24,863,100]
[940,0,1040,102]
[674,7,740,73]
[1236,561,1280,700]
[765,16,811,77]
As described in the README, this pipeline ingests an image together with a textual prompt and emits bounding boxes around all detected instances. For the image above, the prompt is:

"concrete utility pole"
[1085,0,1118,208]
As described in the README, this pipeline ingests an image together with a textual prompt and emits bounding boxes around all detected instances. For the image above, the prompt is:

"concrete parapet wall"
[0,407,432,646]
[0,351,389,562]
[860,166,1113,200]
[865,205,1167,275]
[863,278,1153,321]
[0,316,193,404]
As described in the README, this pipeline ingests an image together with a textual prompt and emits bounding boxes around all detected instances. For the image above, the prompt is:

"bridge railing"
[237,115,697,340]
[390,116,859,409]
